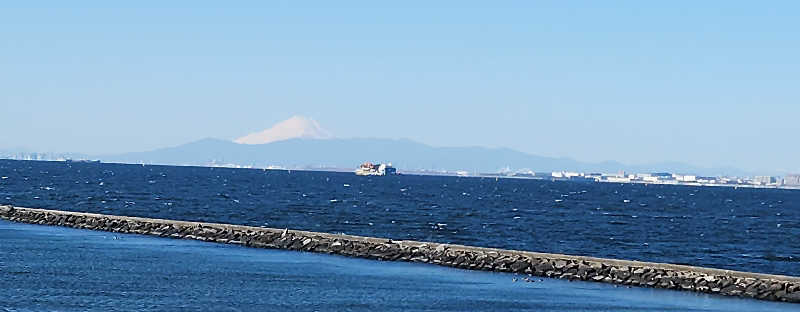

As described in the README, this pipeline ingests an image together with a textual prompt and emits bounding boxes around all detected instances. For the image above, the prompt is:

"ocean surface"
[2,220,798,312]
[0,159,798,278]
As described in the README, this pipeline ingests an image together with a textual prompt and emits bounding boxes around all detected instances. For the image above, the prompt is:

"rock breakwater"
[2,205,799,303]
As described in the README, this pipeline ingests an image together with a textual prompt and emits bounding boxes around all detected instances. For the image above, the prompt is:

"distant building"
[642,176,659,183]
[552,171,581,179]
[785,174,800,186]
[753,176,777,185]
[604,176,631,183]
[696,176,717,184]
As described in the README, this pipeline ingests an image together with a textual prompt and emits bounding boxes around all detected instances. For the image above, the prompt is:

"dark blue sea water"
[2,220,797,312]
[0,159,798,277]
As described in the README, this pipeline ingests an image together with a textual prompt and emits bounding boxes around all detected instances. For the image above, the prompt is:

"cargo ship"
[355,162,397,176]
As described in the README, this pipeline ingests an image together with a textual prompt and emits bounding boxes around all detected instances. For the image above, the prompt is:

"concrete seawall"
[2,205,799,303]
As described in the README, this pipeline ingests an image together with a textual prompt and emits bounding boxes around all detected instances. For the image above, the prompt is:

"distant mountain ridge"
[103,138,757,177]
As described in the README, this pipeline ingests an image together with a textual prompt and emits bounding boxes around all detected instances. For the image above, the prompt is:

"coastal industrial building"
[785,174,800,186]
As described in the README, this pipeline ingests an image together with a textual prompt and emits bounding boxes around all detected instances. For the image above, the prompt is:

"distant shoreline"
[2,158,799,191]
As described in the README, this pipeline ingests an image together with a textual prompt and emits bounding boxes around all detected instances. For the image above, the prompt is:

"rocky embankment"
[2,205,799,303]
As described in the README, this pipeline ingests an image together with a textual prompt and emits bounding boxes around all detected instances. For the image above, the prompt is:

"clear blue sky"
[1,1,798,173]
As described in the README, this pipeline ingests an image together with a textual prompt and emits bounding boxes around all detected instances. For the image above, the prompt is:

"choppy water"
[2,220,798,312]
[0,159,798,276]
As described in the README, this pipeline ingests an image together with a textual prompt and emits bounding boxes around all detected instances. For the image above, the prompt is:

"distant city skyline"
[1,2,798,173]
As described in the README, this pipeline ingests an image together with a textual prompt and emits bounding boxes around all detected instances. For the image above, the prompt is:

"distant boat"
[355,162,397,176]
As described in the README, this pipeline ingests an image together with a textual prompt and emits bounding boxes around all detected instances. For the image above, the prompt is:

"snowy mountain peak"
[234,116,332,145]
